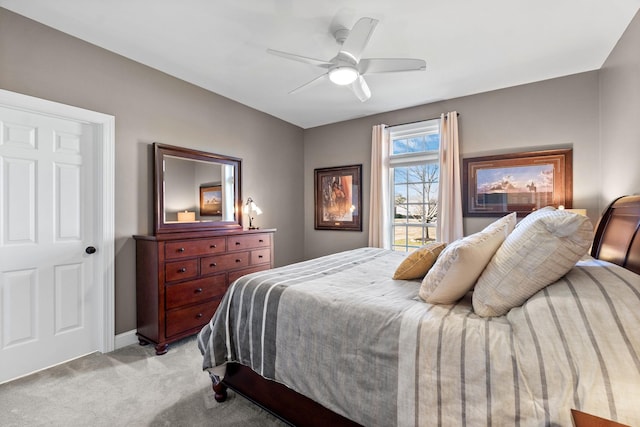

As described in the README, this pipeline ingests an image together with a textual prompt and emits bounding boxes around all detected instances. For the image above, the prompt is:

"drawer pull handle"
[210,244,217,248]
[195,288,203,293]
[235,259,241,263]
[209,263,217,267]
[179,267,187,273]
[196,313,203,319]
[178,247,185,252]
[259,239,264,243]
[235,242,241,246]
[258,255,263,259]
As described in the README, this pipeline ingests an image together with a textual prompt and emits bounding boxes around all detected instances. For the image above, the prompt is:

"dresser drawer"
[165,237,226,260]
[165,274,227,310]
[165,300,219,338]
[165,259,198,282]
[228,234,271,251]
[201,252,250,275]
[228,264,271,284]
[251,248,271,265]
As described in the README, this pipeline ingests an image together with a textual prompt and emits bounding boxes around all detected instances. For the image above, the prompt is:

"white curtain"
[368,124,390,248]
[436,112,464,243]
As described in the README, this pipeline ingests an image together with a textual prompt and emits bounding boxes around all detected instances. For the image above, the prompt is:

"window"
[389,119,441,252]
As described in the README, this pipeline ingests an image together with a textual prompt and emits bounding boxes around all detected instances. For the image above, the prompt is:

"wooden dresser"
[134,228,275,354]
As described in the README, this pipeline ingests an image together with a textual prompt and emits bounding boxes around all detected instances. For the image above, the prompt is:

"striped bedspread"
[197,247,640,426]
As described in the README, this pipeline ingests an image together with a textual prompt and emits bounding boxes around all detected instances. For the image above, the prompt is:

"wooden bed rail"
[213,363,362,426]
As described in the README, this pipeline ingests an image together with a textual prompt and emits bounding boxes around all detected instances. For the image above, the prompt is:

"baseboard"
[114,329,138,349]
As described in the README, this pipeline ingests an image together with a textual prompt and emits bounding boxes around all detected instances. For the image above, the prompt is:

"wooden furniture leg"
[210,374,228,402]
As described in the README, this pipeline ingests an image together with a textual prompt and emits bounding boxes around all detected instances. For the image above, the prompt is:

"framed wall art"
[314,164,362,231]
[200,185,223,216]
[463,148,572,217]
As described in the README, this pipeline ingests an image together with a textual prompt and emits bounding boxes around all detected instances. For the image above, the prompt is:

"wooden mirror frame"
[154,143,242,234]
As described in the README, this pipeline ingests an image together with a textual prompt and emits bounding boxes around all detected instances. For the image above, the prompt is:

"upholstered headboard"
[591,195,640,275]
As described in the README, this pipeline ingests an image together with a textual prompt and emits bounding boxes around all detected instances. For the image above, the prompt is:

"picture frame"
[463,148,573,217]
[314,164,362,231]
[200,185,223,216]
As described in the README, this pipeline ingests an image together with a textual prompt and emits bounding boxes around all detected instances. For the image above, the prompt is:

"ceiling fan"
[267,17,426,102]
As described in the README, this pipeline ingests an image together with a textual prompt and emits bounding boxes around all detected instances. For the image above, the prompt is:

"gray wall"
[600,10,640,206]
[304,72,601,260]
[0,9,305,334]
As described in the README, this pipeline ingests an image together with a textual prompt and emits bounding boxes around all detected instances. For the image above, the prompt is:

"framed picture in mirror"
[200,185,223,216]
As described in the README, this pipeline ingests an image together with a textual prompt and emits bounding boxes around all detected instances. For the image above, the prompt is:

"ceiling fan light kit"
[267,17,426,102]
[328,66,359,85]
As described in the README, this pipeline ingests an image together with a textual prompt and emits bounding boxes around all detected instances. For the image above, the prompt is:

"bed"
[197,195,640,426]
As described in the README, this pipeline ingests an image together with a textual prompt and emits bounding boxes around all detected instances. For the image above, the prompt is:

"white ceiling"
[2,1,639,129]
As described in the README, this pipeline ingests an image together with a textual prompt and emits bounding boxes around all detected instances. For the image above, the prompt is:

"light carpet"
[0,336,287,426]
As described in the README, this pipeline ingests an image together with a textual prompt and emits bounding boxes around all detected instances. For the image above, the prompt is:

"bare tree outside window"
[408,163,438,241]
[389,119,440,252]
[393,163,439,250]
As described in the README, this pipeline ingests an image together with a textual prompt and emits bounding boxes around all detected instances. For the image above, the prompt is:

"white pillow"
[515,206,555,229]
[472,208,593,317]
[419,213,516,304]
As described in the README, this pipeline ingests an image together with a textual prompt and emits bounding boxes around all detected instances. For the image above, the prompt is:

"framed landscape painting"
[200,185,223,216]
[463,149,572,217]
[314,164,362,231]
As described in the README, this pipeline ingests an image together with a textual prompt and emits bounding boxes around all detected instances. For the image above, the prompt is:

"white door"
[0,105,100,383]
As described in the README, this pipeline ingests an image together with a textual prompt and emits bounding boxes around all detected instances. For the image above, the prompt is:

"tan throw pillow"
[419,213,516,304]
[472,208,593,317]
[392,242,446,280]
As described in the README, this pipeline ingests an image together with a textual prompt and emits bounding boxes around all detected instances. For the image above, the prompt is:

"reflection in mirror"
[153,143,242,233]
[163,155,235,222]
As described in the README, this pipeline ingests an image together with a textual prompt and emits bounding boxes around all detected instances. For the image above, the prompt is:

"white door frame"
[0,89,115,353]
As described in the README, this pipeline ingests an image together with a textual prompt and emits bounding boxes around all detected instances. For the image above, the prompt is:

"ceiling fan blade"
[350,75,371,102]
[267,48,332,68]
[339,17,379,63]
[358,58,426,74]
[289,73,328,94]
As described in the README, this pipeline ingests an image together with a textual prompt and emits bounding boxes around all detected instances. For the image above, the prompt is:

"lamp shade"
[177,211,195,222]
[243,200,262,215]
[244,197,262,229]
[558,206,587,216]
[565,208,587,216]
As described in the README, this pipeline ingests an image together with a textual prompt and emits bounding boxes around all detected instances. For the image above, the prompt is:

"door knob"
[85,246,97,254]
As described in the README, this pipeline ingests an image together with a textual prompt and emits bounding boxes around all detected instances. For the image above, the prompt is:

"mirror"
[154,143,242,233]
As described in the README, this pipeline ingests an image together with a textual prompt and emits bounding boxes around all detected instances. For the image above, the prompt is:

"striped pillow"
[472,208,593,317]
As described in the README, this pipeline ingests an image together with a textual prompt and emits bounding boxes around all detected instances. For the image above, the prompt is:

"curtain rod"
[385,112,460,129]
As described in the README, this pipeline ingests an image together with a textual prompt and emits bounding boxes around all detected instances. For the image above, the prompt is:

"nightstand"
[571,409,630,427]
